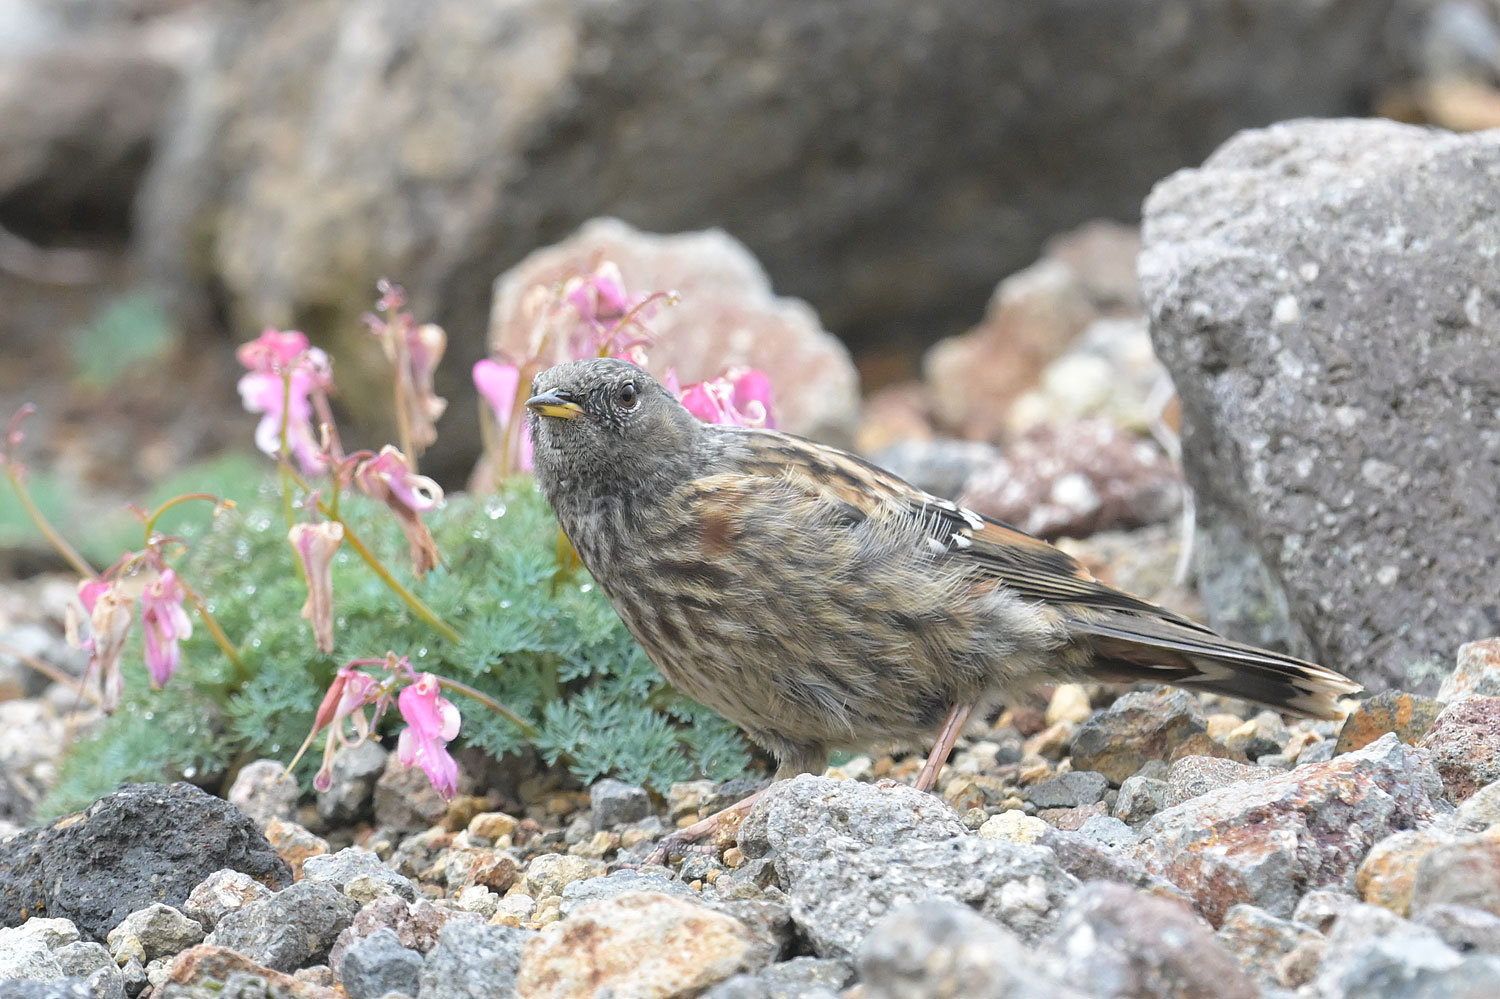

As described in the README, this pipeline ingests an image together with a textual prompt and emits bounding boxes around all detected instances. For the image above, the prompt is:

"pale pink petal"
[140,568,192,688]
[677,382,726,424]
[87,585,133,713]
[77,578,111,615]
[289,522,344,653]
[236,329,310,373]
[395,674,461,799]
[473,360,521,430]
[591,261,629,314]
[730,368,776,429]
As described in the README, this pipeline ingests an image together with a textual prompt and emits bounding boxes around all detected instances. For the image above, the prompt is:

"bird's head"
[525,358,703,499]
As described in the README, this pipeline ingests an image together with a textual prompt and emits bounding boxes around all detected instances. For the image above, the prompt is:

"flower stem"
[142,493,223,547]
[281,452,461,647]
[278,374,297,534]
[4,464,97,579]
[0,641,98,706]
[436,675,538,739]
[333,518,462,645]
[178,577,248,684]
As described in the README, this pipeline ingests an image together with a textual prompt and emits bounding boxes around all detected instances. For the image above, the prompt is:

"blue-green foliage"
[42,477,752,816]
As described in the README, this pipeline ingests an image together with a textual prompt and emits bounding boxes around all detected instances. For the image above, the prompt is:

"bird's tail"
[1069,610,1362,719]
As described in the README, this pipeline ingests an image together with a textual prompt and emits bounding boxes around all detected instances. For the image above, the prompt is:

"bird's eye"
[616,382,639,409]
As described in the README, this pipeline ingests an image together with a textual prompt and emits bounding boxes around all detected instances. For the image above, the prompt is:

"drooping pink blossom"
[556,262,668,360]
[289,521,344,653]
[140,569,192,688]
[365,283,448,455]
[355,445,442,513]
[236,329,333,476]
[563,260,630,320]
[674,366,777,429]
[473,359,520,421]
[403,322,448,451]
[309,665,380,792]
[396,672,462,799]
[73,579,132,713]
[473,359,534,472]
[353,446,443,575]
[235,328,311,373]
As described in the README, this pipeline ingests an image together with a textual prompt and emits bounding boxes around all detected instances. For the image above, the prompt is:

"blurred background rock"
[2,0,1498,691]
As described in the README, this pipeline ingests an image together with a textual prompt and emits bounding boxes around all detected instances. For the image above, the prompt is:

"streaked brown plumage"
[526,357,1361,788]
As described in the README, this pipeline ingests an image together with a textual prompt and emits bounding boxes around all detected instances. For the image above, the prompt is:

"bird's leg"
[642,789,765,867]
[914,703,974,792]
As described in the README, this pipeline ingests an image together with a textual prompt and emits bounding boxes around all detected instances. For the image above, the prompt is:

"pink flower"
[675,367,777,429]
[473,359,534,472]
[402,322,448,451]
[72,578,132,713]
[289,521,344,653]
[309,665,380,792]
[367,283,448,455]
[397,673,461,799]
[236,329,333,476]
[235,328,310,372]
[140,569,192,688]
[355,445,443,514]
[473,359,520,421]
[563,261,630,322]
[353,446,443,575]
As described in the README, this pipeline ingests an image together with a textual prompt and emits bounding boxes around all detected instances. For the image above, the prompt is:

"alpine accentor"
[526,358,1360,817]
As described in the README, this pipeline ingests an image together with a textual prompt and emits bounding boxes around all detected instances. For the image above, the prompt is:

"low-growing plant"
[5,268,779,817]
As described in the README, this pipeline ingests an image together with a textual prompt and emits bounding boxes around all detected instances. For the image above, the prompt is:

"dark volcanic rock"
[0,782,292,941]
[1141,118,1500,692]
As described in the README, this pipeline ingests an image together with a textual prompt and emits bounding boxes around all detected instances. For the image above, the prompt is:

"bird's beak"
[524,390,584,420]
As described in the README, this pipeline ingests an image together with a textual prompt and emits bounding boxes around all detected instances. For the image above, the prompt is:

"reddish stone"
[1419,696,1500,803]
[165,944,338,999]
[1439,638,1500,702]
[1132,734,1442,927]
[923,258,1095,441]
[959,420,1181,541]
[1334,690,1445,755]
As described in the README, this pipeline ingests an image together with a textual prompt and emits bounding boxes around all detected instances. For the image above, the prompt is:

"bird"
[525,357,1361,850]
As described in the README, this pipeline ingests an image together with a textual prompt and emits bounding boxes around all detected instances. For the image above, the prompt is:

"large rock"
[138,0,1407,466]
[744,775,1078,960]
[517,892,757,998]
[1131,734,1444,926]
[1141,118,1500,692]
[1313,902,1500,999]
[0,782,292,942]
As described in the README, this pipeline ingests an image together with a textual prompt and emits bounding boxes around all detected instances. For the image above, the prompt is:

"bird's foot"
[641,789,764,867]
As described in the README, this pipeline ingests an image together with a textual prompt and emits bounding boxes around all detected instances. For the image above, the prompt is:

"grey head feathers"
[526,358,704,503]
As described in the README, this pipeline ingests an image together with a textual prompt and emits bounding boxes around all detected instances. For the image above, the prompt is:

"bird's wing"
[721,428,1210,629]
[689,429,1359,717]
